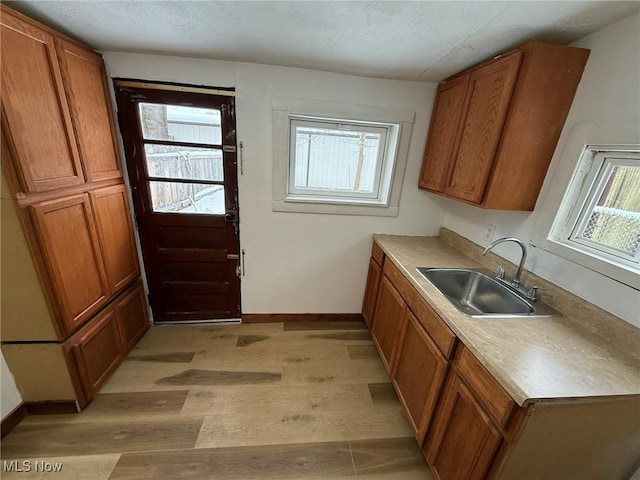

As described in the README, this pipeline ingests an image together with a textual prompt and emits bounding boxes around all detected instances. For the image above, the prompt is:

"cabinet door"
[362,257,382,328]
[0,11,84,192]
[115,282,149,354]
[392,311,448,444]
[445,52,522,203]
[90,184,140,294]
[30,194,109,333]
[425,373,503,480]
[371,276,406,373]
[56,39,122,182]
[69,308,122,402]
[419,74,469,192]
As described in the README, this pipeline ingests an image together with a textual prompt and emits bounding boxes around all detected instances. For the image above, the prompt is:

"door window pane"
[149,181,225,215]
[144,144,223,181]
[139,103,221,145]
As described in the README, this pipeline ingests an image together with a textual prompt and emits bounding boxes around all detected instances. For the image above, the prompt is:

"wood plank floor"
[1,321,434,479]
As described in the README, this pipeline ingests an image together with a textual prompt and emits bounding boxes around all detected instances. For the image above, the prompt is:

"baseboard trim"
[242,313,364,323]
[25,400,80,415]
[1,404,27,438]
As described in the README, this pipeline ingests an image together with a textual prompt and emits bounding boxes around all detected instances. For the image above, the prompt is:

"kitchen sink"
[416,268,560,318]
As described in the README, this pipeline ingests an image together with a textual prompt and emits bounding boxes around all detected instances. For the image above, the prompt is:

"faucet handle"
[526,286,546,302]
[495,261,505,280]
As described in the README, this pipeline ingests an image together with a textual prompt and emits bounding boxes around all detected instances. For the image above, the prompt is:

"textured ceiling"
[5,1,639,81]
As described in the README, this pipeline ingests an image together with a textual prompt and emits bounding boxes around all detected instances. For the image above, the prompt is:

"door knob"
[224,212,236,221]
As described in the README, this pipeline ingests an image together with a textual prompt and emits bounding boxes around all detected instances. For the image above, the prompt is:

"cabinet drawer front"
[455,345,515,429]
[371,241,385,266]
[1,11,84,193]
[383,260,456,359]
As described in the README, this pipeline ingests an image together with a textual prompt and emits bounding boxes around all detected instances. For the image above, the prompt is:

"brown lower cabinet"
[426,373,502,480]
[392,310,448,444]
[3,281,149,409]
[364,239,640,480]
[371,275,407,372]
[425,346,516,480]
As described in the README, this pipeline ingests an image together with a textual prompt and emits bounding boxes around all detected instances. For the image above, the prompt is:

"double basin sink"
[417,268,560,318]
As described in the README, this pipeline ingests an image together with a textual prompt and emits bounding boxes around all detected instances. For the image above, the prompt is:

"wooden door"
[90,184,140,294]
[30,194,109,333]
[392,310,448,443]
[425,373,503,480]
[362,257,382,328]
[115,83,241,322]
[0,9,84,192]
[419,73,469,192]
[445,52,522,203]
[371,276,406,373]
[55,39,122,182]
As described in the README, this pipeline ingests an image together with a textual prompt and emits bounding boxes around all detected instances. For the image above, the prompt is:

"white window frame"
[567,153,640,265]
[532,123,640,289]
[272,97,414,216]
[288,117,390,201]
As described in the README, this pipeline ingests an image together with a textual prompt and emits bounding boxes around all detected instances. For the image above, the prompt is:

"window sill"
[272,199,399,217]
[536,238,640,289]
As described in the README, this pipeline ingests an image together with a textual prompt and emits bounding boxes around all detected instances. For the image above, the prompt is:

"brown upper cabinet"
[56,39,122,183]
[0,7,121,195]
[419,42,590,211]
[0,11,85,193]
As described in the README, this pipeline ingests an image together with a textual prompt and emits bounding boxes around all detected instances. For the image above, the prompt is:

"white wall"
[440,13,640,328]
[103,53,444,314]
[1,351,22,418]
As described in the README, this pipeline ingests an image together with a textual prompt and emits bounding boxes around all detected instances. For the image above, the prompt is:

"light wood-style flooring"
[1,321,434,479]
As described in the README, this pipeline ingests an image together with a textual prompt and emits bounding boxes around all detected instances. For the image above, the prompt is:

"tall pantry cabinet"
[1,5,149,410]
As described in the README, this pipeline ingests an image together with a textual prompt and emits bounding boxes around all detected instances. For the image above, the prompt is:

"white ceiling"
[5,1,639,82]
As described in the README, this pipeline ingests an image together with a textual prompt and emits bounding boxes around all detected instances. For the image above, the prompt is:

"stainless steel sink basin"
[416,268,560,318]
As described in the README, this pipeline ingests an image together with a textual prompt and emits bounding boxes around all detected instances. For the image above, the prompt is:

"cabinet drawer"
[383,260,456,359]
[372,240,385,266]
[455,345,515,429]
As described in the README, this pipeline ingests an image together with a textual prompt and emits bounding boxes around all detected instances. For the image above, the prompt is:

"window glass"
[149,181,225,215]
[289,118,388,200]
[144,144,223,182]
[139,103,221,145]
[570,162,640,259]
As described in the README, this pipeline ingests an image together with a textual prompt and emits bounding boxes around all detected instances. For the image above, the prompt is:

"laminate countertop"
[373,233,640,406]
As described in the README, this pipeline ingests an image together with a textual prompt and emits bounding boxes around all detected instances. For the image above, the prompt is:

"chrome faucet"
[483,237,528,288]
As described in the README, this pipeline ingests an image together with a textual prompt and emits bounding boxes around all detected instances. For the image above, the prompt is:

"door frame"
[113,78,241,323]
